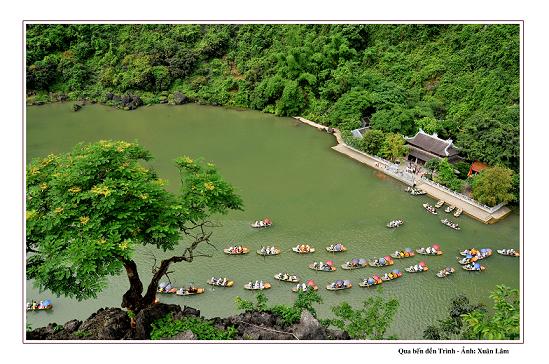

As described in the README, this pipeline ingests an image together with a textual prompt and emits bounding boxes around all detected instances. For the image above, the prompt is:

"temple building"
[404,129,460,164]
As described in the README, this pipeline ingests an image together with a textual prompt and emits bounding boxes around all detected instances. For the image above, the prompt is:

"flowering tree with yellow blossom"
[26,140,243,312]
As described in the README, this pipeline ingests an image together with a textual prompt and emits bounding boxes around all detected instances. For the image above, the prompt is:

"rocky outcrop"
[105,93,143,110]
[173,91,190,105]
[27,306,349,341]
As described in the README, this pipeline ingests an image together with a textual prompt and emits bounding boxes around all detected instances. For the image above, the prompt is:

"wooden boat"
[390,250,415,259]
[445,205,456,213]
[459,248,492,260]
[244,282,272,290]
[341,259,368,270]
[292,283,319,292]
[26,300,53,311]
[457,256,477,265]
[380,270,403,281]
[410,188,426,195]
[326,244,347,253]
[256,247,281,256]
[274,273,299,283]
[497,249,520,257]
[405,265,429,273]
[441,218,460,230]
[423,203,438,214]
[368,259,394,267]
[459,249,479,256]
[157,285,178,294]
[454,208,463,217]
[359,276,383,287]
[326,281,352,291]
[462,264,485,272]
[292,245,315,254]
[223,246,249,255]
[416,247,443,256]
[404,186,413,192]
[207,278,234,287]
[386,220,404,228]
[436,267,456,278]
[251,219,272,228]
[435,200,445,208]
[308,262,337,272]
[176,287,205,296]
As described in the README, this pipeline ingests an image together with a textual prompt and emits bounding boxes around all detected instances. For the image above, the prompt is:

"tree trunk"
[121,259,146,312]
[142,257,185,305]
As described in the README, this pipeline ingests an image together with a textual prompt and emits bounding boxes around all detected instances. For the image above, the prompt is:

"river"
[25,103,520,339]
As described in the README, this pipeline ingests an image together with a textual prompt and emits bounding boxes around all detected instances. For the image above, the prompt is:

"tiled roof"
[405,129,459,157]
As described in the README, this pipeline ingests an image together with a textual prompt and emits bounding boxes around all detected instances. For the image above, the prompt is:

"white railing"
[341,141,507,215]
[420,177,507,213]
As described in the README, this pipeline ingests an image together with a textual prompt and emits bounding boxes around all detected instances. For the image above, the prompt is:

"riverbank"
[26,304,349,341]
[292,116,512,224]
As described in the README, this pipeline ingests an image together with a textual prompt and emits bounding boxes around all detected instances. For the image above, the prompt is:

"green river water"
[25,103,520,339]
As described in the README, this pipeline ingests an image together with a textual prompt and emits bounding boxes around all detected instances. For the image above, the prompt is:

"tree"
[381,133,408,162]
[422,295,485,340]
[324,297,399,339]
[26,141,243,313]
[359,129,385,156]
[461,285,520,340]
[433,158,463,191]
[471,165,515,206]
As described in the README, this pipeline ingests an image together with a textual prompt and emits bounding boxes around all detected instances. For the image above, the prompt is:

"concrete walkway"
[293,116,512,224]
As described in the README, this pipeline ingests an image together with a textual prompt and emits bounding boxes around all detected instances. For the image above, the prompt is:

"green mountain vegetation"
[26,24,520,173]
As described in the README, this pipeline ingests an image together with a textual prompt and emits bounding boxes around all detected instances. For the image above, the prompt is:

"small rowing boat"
[274,273,299,283]
[436,267,455,278]
[223,246,249,255]
[423,203,438,214]
[26,299,52,311]
[251,218,272,228]
[359,275,383,287]
[176,287,205,296]
[341,258,368,270]
[435,200,445,208]
[308,262,337,271]
[244,281,271,290]
[454,208,463,217]
[410,188,426,195]
[462,263,485,272]
[292,281,319,292]
[441,218,461,230]
[386,220,404,228]
[497,249,519,257]
[326,280,352,291]
[157,282,177,294]
[368,256,394,267]
[405,262,429,273]
[390,248,415,259]
[380,269,402,281]
[326,243,347,252]
[445,205,456,213]
[416,245,443,255]
[207,278,234,287]
[292,245,315,254]
[256,246,281,256]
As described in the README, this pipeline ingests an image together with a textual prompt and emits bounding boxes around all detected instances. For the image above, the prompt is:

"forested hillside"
[26,24,520,171]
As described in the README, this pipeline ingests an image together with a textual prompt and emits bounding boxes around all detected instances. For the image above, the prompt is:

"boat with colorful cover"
[368,256,394,267]
[326,280,352,291]
[341,258,368,270]
[308,261,337,271]
[223,246,249,255]
[416,244,443,255]
[359,275,383,287]
[391,248,415,259]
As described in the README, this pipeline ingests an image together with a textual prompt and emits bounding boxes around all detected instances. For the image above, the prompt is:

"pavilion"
[404,129,460,164]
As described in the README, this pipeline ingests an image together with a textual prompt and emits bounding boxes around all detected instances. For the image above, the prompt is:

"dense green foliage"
[461,285,520,340]
[323,296,399,339]
[471,165,515,206]
[150,314,237,340]
[26,141,242,309]
[433,158,464,192]
[26,24,520,172]
[235,290,323,326]
[422,295,485,340]
[423,285,520,340]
